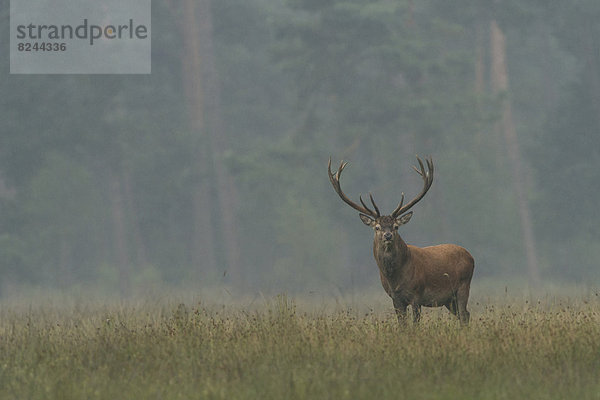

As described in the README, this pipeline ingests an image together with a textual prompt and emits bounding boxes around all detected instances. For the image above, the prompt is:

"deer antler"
[328,158,380,218]
[391,156,434,218]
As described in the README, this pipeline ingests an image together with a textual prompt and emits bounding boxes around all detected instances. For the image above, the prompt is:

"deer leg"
[392,297,408,324]
[456,284,471,325]
[444,296,458,317]
[412,304,422,323]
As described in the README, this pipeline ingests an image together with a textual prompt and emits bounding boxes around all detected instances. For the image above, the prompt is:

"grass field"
[1,291,599,400]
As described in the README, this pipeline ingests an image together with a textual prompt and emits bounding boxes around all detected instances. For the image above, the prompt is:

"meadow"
[1,290,599,400]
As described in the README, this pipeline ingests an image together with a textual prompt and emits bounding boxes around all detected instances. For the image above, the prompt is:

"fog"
[1,1,598,299]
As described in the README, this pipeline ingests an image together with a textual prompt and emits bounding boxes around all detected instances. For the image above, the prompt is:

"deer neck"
[374,236,410,278]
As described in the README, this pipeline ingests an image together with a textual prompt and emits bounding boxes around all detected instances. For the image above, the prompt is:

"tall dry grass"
[1,293,599,399]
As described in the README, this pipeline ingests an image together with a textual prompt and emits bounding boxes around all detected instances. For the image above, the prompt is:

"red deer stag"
[328,156,474,324]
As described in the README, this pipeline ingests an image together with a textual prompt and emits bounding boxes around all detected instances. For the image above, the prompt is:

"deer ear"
[396,211,413,226]
[359,214,375,227]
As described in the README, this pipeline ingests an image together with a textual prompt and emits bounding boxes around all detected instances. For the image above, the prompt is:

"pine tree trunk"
[475,22,486,95]
[581,20,600,132]
[181,0,217,279]
[473,20,486,154]
[196,0,243,287]
[58,235,73,289]
[122,169,148,269]
[109,171,131,296]
[490,20,541,286]
[181,0,242,287]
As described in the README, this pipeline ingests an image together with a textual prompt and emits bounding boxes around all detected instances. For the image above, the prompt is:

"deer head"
[327,156,434,245]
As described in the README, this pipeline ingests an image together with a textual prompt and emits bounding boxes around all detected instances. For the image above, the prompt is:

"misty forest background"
[0,0,599,297]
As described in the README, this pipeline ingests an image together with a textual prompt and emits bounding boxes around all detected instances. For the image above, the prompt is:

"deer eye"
[393,225,398,230]
[375,225,381,231]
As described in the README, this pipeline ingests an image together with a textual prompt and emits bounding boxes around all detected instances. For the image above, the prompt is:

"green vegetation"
[2,294,599,399]
[1,0,600,294]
